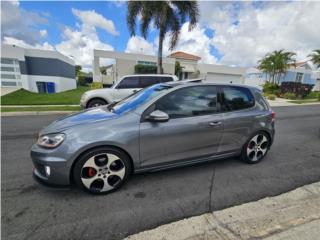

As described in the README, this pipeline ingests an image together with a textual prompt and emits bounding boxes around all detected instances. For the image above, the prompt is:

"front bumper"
[31,144,72,186]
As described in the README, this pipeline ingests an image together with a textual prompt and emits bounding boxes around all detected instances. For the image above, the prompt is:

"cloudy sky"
[1,1,319,71]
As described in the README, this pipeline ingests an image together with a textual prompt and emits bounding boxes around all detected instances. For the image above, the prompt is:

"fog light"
[45,166,51,177]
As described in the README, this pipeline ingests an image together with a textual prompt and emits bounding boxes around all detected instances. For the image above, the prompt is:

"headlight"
[37,133,65,148]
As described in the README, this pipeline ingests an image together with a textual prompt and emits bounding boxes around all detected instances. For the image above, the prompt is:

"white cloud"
[1,0,49,44]
[125,36,156,55]
[72,8,119,36]
[39,29,48,37]
[162,22,218,64]
[3,36,54,50]
[200,1,320,66]
[55,16,114,71]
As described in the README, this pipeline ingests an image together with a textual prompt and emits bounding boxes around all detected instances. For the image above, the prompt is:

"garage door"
[205,73,242,84]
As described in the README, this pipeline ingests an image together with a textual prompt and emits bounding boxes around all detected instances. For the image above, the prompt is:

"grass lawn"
[288,99,320,104]
[1,86,89,105]
[1,106,81,112]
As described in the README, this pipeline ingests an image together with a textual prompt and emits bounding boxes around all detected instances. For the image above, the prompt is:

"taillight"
[271,111,275,122]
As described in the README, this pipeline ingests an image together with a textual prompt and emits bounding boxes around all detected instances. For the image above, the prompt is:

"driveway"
[1,105,320,240]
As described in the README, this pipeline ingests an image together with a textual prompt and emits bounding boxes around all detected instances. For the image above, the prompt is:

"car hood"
[40,107,117,135]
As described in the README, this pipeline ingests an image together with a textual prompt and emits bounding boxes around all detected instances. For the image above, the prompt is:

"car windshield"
[107,84,173,114]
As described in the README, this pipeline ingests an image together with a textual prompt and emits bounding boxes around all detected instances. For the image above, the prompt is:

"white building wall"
[27,75,77,93]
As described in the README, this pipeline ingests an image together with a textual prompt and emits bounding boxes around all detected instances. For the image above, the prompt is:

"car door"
[139,85,224,167]
[113,76,141,102]
[218,86,256,153]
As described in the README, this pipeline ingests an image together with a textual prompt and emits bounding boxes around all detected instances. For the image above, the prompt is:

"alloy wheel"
[246,134,269,162]
[80,153,126,193]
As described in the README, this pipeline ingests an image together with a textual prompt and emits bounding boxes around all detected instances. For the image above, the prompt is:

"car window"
[161,77,173,83]
[140,76,161,88]
[110,84,172,114]
[154,86,218,118]
[221,86,255,111]
[116,77,140,89]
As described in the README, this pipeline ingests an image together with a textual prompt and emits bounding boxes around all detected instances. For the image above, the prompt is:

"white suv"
[80,74,178,108]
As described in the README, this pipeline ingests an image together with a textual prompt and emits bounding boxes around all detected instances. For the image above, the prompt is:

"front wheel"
[241,132,270,164]
[73,147,131,194]
[87,99,107,108]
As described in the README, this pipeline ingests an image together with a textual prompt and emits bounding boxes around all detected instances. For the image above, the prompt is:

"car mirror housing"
[146,110,169,122]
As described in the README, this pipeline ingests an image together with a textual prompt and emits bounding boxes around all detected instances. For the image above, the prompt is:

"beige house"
[93,49,245,85]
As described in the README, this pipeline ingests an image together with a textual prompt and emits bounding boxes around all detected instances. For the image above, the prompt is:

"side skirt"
[134,151,238,174]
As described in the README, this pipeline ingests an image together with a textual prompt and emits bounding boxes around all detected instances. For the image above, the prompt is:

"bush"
[77,75,87,86]
[305,91,320,100]
[280,82,314,98]
[267,94,276,100]
[90,82,103,89]
[283,92,297,100]
[134,64,157,74]
[263,82,280,95]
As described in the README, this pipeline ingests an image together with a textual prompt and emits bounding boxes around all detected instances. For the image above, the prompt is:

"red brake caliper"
[88,167,95,177]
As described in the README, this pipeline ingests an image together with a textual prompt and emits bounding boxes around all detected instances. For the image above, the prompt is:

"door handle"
[209,121,222,126]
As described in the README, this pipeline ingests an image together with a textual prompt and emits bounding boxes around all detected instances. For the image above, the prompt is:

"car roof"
[122,74,176,78]
[162,81,258,90]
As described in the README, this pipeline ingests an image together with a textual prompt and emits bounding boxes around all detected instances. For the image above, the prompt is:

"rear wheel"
[73,147,131,194]
[87,99,107,108]
[241,132,270,164]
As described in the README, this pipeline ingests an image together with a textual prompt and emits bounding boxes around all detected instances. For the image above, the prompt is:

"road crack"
[208,166,216,212]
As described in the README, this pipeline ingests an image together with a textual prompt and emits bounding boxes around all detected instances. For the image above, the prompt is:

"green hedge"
[134,64,157,74]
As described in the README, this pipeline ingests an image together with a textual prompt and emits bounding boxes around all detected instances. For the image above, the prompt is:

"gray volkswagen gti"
[31,82,275,194]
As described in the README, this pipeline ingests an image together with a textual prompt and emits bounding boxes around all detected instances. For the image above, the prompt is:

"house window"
[1,58,14,65]
[1,74,16,79]
[1,66,15,72]
[295,72,303,83]
[1,81,17,87]
[137,61,156,66]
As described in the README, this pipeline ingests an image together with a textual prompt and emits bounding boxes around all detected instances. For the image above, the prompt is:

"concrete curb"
[125,182,320,240]
[1,111,76,117]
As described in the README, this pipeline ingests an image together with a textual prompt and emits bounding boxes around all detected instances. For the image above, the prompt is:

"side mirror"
[146,110,169,122]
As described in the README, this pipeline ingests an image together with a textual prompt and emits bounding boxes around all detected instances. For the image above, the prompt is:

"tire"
[73,147,132,194]
[87,99,107,108]
[241,131,270,164]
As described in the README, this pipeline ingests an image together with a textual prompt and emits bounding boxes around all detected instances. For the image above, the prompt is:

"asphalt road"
[2,105,320,240]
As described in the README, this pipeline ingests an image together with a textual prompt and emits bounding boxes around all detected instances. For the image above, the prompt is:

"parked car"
[80,74,178,108]
[31,82,275,194]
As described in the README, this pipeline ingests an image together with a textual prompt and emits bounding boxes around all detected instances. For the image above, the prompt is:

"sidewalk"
[268,97,320,107]
[125,182,320,240]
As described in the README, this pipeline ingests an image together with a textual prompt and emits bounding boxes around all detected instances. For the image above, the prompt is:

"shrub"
[305,91,320,100]
[280,82,314,98]
[134,64,157,74]
[263,82,280,95]
[283,92,297,100]
[267,94,276,100]
[77,75,87,86]
[90,82,103,89]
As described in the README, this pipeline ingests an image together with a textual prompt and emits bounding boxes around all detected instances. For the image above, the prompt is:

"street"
[1,105,320,240]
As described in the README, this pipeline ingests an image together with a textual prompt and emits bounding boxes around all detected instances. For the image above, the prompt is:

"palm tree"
[308,49,320,68]
[127,1,199,74]
[258,50,296,84]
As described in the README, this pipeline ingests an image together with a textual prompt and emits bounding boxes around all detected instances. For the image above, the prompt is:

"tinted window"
[116,77,140,89]
[161,77,173,83]
[155,86,218,118]
[221,86,254,111]
[140,76,161,88]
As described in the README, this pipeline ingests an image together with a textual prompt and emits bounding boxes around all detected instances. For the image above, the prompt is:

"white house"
[1,44,76,94]
[93,50,246,85]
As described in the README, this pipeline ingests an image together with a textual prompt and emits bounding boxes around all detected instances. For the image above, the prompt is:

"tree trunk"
[157,28,164,74]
